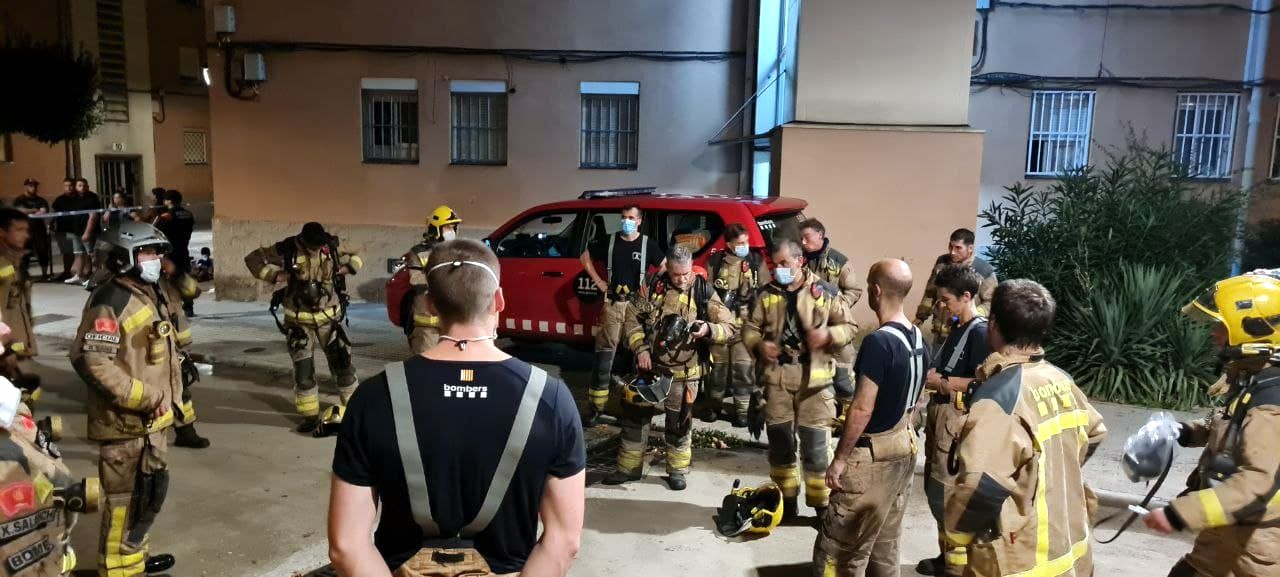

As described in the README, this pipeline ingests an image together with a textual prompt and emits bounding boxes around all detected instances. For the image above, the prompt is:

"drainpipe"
[1233,0,1272,275]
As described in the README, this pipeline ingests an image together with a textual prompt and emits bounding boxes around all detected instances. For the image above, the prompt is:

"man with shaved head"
[815,259,929,577]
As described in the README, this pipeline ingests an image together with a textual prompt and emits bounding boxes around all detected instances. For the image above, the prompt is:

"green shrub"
[980,144,1240,408]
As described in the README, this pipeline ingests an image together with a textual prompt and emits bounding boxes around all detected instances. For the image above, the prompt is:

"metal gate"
[95,155,142,200]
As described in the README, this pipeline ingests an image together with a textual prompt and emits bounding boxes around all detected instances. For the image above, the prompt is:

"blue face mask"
[774,266,794,286]
[620,219,638,235]
[732,245,750,259]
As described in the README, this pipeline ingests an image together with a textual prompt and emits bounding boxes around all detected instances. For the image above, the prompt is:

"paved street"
[23,281,1195,576]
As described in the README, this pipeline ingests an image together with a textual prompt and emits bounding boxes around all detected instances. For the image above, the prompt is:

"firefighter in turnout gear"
[1143,270,1280,577]
[157,261,208,449]
[798,219,862,408]
[602,245,736,491]
[580,205,665,424]
[245,222,363,434]
[945,280,1106,577]
[0,325,99,576]
[743,240,857,518]
[915,229,997,351]
[0,210,42,405]
[401,205,462,354]
[70,222,184,576]
[700,224,763,426]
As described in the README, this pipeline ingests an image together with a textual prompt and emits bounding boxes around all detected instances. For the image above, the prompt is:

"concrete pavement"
[24,280,1201,576]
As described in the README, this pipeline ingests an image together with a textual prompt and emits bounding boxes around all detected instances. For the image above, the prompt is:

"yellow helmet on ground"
[1184,270,1280,349]
[715,480,784,537]
[425,205,463,241]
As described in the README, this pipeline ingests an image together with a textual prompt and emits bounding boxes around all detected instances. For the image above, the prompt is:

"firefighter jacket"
[803,241,863,311]
[159,273,200,426]
[0,245,36,357]
[244,237,363,323]
[945,350,1107,576]
[0,407,78,576]
[1168,364,1280,531]
[707,250,762,321]
[403,240,440,331]
[623,274,737,373]
[916,255,998,333]
[70,276,184,442]
[741,269,857,383]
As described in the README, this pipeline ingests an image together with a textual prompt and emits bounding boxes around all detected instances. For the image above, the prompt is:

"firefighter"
[0,209,41,405]
[917,265,991,577]
[915,229,997,351]
[602,245,736,491]
[245,222,363,434]
[70,222,183,576]
[158,258,209,449]
[742,240,857,518]
[945,279,1106,577]
[580,205,664,424]
[401,205,462,354]
[1142,270,1280,577]
[700,223,763,426]
[798,218,862,409]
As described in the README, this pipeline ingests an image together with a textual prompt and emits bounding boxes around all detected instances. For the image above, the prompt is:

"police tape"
[20,202,215,220]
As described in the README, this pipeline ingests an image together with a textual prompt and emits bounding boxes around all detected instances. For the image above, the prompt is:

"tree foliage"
[0,35,101,144]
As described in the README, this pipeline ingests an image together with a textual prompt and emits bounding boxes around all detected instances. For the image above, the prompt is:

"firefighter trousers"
[616,370,699,476]
[764,362,836,508]
[814,421,916,577]
[706,339,755,419]
[98,432,168,577]
[924,399,966,576]
[286,320,357,418]
[1168,524,1280,577]
[590,300,629,412]
[407,290,440,355]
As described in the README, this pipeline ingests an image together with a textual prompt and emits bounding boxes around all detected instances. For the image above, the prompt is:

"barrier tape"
[19,202,215,220]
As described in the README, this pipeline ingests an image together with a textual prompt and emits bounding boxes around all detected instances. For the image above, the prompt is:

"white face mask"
[138,259,163,284]
[442,228,458,241]
[0,377,21,430]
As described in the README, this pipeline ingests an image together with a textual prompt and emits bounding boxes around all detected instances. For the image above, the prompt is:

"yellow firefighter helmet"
[1184,270,1280,350]
[715,480,784,537]
[425,205,463,241]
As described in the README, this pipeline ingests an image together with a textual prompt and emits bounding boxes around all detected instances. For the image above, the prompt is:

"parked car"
[387,188,808,346]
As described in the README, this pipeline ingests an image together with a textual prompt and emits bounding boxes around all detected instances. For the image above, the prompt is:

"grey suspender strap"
[943,317,987,375]
[605,234,648,295]
[386,361,549,539]
[878,324,927,416]
[606,234,616,290]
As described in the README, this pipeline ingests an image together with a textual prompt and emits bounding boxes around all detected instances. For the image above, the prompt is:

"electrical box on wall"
[243,53,266,82]
[213,5,236,34]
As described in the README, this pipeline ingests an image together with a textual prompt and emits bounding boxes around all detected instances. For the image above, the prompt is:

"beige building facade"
[0,0,212,222]
[970,0,1280,250]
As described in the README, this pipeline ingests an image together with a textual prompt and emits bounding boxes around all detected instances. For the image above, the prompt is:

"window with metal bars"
[1175,93,1239,179]
[362,90,419,164]
[1025,90,1094,177]
[182,130,208,165]
[96,0,129,123]
[581,94,639,170]
[451,92,507,165]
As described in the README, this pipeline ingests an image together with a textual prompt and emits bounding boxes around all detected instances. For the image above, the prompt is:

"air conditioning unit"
[243,53,266,82]
[213,5,236,35]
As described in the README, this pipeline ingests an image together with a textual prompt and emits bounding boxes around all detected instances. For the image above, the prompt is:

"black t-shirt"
[156,207,195,259]
[854,321,931,434]
[332,356,585,574]
[934,317,991,379]
[587,233,663,297]
[50,193,77,234]
[69,193,101,235]
[11,195,49,233]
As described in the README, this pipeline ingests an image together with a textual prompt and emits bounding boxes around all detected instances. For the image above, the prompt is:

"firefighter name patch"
[0,508,57,546]
[5,537,52,573]
[85,333,120,345]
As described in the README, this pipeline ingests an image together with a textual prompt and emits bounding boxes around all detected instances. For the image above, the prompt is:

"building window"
[1175,93,1240,179]
[1025,90,1095,177]
[361,81,419,164]
[450,81,508,165]
[0,135,11,163]
[580,82,639,170]
[96,0,129,123]
[182,130,208,165]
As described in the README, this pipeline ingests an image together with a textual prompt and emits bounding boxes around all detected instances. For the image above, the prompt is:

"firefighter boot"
[173,424,210,449]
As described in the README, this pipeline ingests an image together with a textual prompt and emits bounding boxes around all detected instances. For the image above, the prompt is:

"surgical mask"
[138,259,162,284]
[0,377,20,430]
[442,228,457,241]
[732,245,750,259]
[620,219,638,235]
[774,266,795,286]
